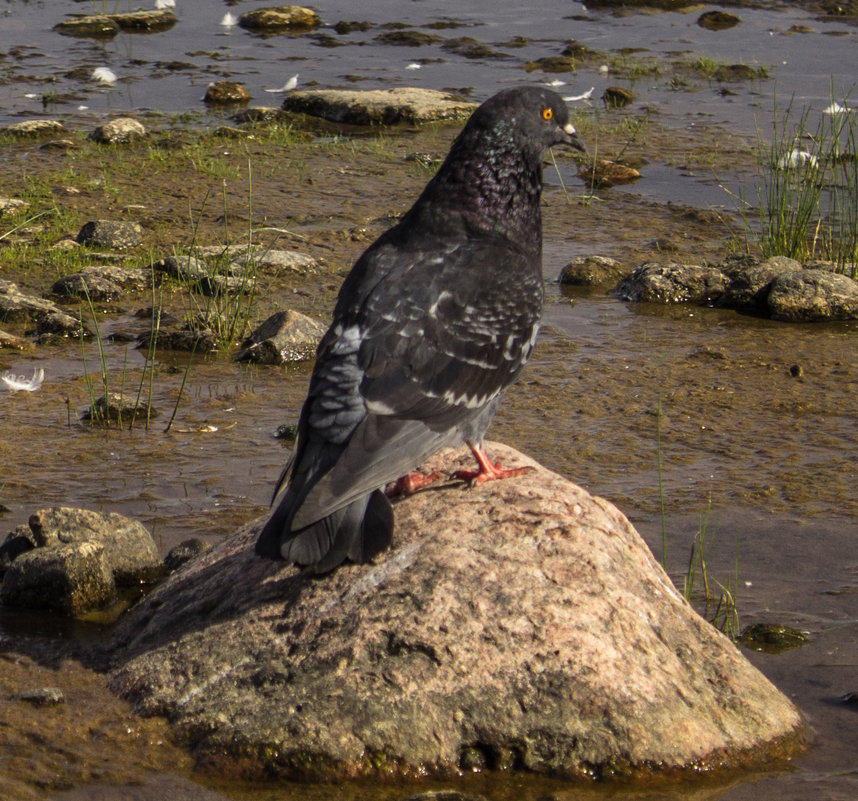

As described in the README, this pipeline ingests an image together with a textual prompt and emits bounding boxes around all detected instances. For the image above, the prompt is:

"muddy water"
[0,1,857,800]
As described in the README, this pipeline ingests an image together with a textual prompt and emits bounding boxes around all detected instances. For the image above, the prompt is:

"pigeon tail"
[255,489,393,573]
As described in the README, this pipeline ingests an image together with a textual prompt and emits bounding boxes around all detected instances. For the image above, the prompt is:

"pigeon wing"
[290,232,543,530]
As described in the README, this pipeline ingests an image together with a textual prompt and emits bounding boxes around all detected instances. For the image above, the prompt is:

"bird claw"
[385,470,445,497]
[452,462,532,486]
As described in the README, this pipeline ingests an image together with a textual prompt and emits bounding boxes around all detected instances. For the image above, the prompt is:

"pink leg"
[452,442,531,486]
[386,470,445,497]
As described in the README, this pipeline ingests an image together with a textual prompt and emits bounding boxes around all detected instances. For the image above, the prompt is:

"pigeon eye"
[541,107,553,121]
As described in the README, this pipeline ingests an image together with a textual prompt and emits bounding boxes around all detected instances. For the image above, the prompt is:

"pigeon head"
[472,86,587,161]
[414,86,587,241]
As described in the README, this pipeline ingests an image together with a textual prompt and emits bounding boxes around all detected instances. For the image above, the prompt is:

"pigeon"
[255,86,586,573]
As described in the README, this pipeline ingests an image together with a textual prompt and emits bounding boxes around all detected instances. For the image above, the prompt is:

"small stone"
[238,6,321,32]
[603,86,634,108]
[558,255,629,287]
[53,15,120,37]
[89,117,147,144]
[11,687,66,707]
[0,198,27,215]
[164,538,211,572]
[80,392,161,426]
[577,159,640,187]
[204,81,251,105]
[697,11,740,31]
[235,309,327,363]
[76,220,144,249]
[2,120,66,137]
[524,56,577,73]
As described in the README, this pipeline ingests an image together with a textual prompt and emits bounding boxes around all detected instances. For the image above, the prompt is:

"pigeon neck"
[418,127,545,245]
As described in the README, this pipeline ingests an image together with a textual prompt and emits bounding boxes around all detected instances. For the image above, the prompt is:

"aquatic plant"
[682,501,741,640]
[745,87,857,276]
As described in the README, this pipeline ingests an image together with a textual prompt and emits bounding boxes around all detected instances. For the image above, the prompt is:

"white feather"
[2,368,45,392]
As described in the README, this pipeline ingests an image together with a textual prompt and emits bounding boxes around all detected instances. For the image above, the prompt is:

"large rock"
[766,268,858,321]
[613,262,728,304]
[28,507,163,585]
[283,88,477,126]
[1,541,117,615]
[718,256,801,311]
[107,443,806,781]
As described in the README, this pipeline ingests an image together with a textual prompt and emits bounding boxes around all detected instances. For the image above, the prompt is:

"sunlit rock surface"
[107,443,807,781]
[283,88,477,126]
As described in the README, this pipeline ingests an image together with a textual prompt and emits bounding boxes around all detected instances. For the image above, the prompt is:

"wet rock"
[577,159,640,187]
[586,0,698,8]
[11,687,65,706]
[164,538,212,572]
[698,11,741,31]
[377,30,441,47]
[107,443,807,781]
[235,309,326,364]
[334,20,374,35]
[53,14,120,38]
[28,507,163,585]
[274,422,299,440]
[137,327,218,352]
[108,9,177,32]
[1,119,66,137]
[51,266,154,301]
[89,117,147,144]
[0,541,117,616]
[0,329,33,351]
[557,255,629,288]
[197,245,316,275]
[231,107,293,125]
[283,88,477,126]
[613,262,728,304]
[767,268,858,321]
[714,64,760,82]
[238,6,321,32]
[0,529,35,577]
[36,309,89,341]
[0,280,67,324]
[804,258,855,275]
[80,392,162,427]
[76,220,144,249]
[151,254,211,283]
[718,256,801,310]
[602,86,634,108]
[523,56,576,73]
[204,82,251,106]
[442,38,506,59]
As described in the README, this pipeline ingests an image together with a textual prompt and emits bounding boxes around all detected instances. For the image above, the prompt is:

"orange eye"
[541,107,553,121]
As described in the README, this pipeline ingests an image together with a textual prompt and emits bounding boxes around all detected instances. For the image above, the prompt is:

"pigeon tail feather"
[256,489,393,574]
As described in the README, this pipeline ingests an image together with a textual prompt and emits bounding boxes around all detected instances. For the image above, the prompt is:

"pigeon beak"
[561,121,588,155]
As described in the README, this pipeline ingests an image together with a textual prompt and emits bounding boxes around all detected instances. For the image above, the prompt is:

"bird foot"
[385,470,445,497]
[453,443,532,486]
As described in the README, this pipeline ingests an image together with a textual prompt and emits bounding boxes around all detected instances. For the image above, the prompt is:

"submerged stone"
[107,443,807,782]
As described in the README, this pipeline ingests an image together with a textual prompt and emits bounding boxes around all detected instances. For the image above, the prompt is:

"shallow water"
[0,1,857,800]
